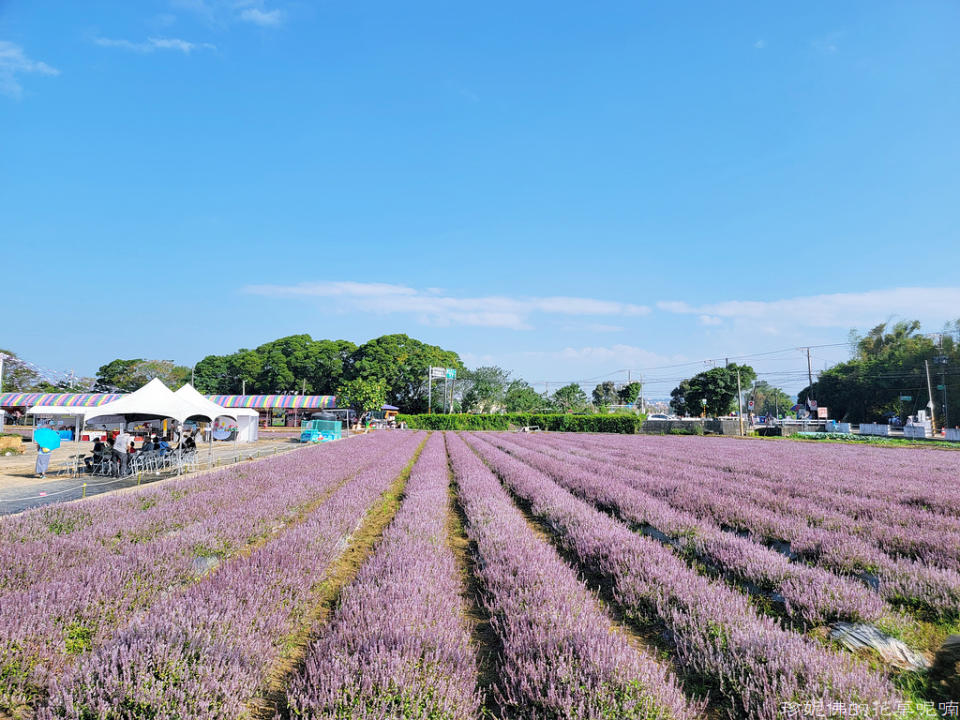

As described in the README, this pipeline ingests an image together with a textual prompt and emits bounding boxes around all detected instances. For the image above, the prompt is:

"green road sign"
[900,395,912,401]
[446,368,457,379]
[937,384,945,390]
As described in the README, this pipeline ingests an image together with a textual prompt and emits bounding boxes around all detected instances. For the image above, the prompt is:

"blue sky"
[2,0,959,397]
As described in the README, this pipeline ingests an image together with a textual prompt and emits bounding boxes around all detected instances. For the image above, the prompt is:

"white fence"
[859,423,890,437]
[903,424,931,439]
[947,428,960,442]
[825,421,851,434]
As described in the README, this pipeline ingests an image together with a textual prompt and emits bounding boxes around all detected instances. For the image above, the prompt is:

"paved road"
[0,438,306,515]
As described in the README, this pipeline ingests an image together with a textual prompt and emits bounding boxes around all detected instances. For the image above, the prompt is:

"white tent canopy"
[85,378,206,425]
[175,384,258,442]
[174,384,238,422]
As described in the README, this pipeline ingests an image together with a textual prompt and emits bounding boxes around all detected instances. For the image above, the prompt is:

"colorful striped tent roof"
[1,392,336,410]
[208,395,336,409]
[0,392,121,408]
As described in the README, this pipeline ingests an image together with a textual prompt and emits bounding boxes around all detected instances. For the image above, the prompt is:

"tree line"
[3,337,644,417]
[11,319,951,422]
[798,320,960,426]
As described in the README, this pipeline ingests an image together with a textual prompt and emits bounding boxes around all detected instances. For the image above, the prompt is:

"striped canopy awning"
[0,392,121,408]
[206,395,336,409]
[1,391,337,410]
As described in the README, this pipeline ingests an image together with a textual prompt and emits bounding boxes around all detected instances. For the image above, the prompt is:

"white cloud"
[243,281,651,330]
[173,0,286,27]
[240,7,284,26]
[94,36,215,54]
[813,32,842,54]
[531,345,684,366]
[657,287,960,332]
[0,41,59,99]
[561,323,625,333]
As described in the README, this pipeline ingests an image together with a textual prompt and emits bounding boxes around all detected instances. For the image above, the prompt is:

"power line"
[526,343,852,389]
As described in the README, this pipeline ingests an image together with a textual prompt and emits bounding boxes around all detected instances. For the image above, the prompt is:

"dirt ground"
[0,435,309,515]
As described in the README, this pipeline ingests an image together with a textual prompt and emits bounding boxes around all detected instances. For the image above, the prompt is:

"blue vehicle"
[299,419,341,443]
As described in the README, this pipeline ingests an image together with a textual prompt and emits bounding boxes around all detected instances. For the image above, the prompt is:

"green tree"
[750,381,794,417]
[193,355,230,393]
[617,381,642,406]
[0,349,42,391]
[798,319,958,424]
[591,381,618,408]
[669,379,692,416]
[132,360,191,388]
[229,350,264,393]
[504,380,550,412]
[94,358,143,392]
[259,349,295,392]
[669,364,756,417]
[552,383,589,412]
[348,334,463,412]
[462,366,510,413]
[336,377,387,416]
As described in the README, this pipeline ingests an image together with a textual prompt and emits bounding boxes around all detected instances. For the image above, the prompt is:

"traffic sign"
[446,368,457,379]
[937,384,945,390]
[900,395,912,401]
[748,400,755,409]
[430,367,446,379]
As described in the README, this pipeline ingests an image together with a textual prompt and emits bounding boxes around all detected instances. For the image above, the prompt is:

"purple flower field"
[1,430,954,719]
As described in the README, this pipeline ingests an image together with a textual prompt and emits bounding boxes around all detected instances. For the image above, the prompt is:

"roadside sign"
[446,368,457,379]
[747,400,755,409]
[937,384,945,390]
[430,367,445,379]
[900,395,912,401]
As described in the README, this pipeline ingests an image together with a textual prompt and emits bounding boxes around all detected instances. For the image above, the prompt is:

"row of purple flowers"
[463,432,899,720]
[535,433,960,621]
[39,432,425,718]
[285,432,480,718]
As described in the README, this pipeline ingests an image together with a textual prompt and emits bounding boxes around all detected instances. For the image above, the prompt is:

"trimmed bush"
[395,413,644,433]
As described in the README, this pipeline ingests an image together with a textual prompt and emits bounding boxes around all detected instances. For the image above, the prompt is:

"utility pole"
[639,374,645,415]
[427,367,432,415]
[242,379,246,395]
[737,369,744,436]
[192,365,196,386]
[938,335,949,429]
[806,347,814,401]
[925,359,938,434]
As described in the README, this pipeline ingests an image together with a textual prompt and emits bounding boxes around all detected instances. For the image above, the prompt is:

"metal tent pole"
[74,415,81,477]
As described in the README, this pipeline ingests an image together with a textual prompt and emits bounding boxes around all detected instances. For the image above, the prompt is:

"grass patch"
[446,453,504,719]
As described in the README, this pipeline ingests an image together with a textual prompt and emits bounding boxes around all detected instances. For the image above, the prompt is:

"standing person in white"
[113,429,131,476]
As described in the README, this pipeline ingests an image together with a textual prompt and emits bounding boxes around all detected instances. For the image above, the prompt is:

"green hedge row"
[395,413,644,433]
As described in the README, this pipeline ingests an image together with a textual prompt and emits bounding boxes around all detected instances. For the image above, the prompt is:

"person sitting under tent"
[155,436,171,457]
[84,438,107,473]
